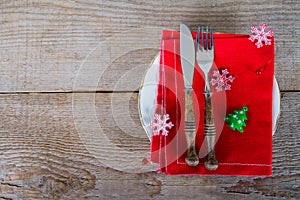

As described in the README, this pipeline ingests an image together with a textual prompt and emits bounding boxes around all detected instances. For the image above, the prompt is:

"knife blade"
[180,24,195,89]
[180,24,199,166]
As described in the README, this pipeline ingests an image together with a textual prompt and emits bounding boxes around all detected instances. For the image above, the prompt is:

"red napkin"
[150,30,274,176]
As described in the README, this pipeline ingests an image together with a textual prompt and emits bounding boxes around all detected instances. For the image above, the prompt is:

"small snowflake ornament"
[249,23,274,48]
[224,106,248,133]
[150,114,174,136]
[210,69,235,92]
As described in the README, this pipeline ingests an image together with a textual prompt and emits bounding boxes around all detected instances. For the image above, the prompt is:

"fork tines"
[196,25,214,50]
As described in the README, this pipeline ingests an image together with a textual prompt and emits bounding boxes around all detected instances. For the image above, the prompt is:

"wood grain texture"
[0,92,299,199]
[0,0,299,92]
[0,0,299,199]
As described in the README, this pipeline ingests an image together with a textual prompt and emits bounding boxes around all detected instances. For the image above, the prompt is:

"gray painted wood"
[0,0,299,92]
[0,92,299,199]
[0,0,299,199]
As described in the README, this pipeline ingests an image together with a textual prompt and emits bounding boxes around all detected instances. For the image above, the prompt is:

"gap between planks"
[0,90,298,94]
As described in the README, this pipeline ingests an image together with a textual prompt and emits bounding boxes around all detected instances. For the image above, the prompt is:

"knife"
[180,24,199,166]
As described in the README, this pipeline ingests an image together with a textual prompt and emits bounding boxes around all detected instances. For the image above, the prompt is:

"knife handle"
[203,92,218,170]
[184,89,199,166]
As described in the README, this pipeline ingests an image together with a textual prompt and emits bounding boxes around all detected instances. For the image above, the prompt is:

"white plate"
[139,54,280,140]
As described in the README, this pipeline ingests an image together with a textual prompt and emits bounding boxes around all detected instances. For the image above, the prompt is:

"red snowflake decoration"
[150,114,174,136]
[249,23,274,48]
[210,69,235,92]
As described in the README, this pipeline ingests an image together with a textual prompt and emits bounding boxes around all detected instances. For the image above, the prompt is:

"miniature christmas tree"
[224,106,248,133]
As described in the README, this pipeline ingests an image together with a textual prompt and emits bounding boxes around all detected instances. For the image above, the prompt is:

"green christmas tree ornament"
[224,106,248,133]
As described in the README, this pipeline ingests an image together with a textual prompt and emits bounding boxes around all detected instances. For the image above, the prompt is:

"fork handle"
[203,92,218,170]
[184,89,199,166]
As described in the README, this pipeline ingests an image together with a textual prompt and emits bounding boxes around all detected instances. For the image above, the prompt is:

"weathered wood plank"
[0,0,299,92]
[0,92,299,199]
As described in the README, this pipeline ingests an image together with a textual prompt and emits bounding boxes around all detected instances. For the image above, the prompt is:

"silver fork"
[196,25,218,170]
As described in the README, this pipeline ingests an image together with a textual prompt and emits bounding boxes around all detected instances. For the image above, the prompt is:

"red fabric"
[150,30,274,176]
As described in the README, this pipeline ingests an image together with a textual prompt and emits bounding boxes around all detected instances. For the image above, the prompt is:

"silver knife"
[180,24,199,166]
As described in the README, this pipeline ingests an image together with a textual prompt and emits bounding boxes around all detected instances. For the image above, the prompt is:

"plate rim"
[139,53,281,140]
[138,53,160,140]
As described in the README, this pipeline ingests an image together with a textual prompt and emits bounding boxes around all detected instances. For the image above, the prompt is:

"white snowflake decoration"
[249,23,274,48]
[150,114,174,136]
[210,69,235,92]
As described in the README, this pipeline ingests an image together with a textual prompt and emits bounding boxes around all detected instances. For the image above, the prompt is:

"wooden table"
[0,1,299,199]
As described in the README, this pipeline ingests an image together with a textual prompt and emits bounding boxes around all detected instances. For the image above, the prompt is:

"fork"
[196,25,218,170]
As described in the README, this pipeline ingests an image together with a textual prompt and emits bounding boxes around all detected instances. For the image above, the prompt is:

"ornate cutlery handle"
[184,89,199,166]
[203,92,218,170]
